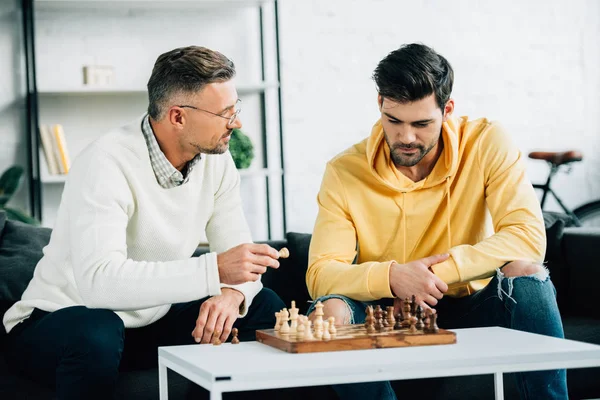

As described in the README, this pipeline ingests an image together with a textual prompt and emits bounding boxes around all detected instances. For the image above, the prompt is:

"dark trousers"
[5,288,284,400]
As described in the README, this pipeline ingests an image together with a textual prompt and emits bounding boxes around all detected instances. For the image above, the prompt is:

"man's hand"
[389,254,450,309]
[217,243,280,285]
[191,288,244,344]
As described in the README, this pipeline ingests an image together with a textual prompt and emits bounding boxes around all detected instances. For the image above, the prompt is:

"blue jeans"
[307,269,568,400]
[5,288,285,400]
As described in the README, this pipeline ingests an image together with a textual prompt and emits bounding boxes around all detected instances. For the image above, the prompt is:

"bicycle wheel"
[573,200,600,228]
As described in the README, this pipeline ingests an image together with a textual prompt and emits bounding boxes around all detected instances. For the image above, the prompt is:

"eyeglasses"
[177,99,242,126]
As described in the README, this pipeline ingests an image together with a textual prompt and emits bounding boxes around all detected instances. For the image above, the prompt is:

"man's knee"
[68,309,124,366]
[502,260,548,279]
[251,288,285,313]
[309,299,351,325]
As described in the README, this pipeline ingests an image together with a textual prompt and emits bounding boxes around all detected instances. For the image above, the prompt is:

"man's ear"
[168,107,185,128]
[377,94,383,110]
[443,99,455,121]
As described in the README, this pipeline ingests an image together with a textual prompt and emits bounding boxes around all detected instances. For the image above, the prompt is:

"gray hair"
[147,46,236,120]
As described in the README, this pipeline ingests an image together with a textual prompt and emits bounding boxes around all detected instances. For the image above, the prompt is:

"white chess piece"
[289,301,299,333]
[296,316,306,335]
[313,301,324,335]
[304,320,315,340]
[328,317,337,334]
[322,321,331,340]
[274,311,281,331]
[280,308,290,333]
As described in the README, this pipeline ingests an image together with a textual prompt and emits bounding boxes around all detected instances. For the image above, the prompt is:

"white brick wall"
[278,0,600,233]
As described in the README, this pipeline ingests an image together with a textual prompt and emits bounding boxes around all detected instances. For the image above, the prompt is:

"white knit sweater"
[3,116,261,333]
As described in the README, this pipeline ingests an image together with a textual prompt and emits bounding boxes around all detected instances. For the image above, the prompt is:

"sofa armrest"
[562,228,600,319]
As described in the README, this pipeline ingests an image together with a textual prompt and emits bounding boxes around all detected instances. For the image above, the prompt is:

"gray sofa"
[1,211,599,399]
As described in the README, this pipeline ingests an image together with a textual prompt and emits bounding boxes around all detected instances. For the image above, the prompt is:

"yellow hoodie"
[307,116,545,300]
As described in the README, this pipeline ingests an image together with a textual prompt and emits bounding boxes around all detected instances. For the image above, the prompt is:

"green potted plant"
[229,128,255,169]
[0,166,40,225]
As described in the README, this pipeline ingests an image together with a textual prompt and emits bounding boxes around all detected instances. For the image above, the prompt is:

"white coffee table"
[158,327,600,400]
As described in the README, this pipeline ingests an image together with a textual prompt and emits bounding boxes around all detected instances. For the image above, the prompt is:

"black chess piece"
[415,305,424,330]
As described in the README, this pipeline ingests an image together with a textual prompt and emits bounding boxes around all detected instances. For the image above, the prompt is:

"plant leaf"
[0,166,25,205]
[2,206,41,225]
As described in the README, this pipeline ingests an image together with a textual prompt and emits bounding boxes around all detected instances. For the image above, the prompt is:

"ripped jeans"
[308,268,568,400]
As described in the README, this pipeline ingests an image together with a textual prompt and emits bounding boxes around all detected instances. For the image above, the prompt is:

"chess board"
[256,324,457,354]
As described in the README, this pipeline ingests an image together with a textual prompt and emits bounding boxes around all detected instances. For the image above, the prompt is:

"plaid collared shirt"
[141,115,201,188]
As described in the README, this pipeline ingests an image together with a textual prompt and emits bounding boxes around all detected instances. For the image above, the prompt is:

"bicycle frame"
[533,163,582,226]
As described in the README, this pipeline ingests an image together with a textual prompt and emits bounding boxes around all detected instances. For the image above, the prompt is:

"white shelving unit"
[29,0,286,240]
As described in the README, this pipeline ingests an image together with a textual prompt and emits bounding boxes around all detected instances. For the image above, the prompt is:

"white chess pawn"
[322,321,331,340]
[328,317,337,334]
[304,320,315,340]
[280,308,290,333]
[274,311,281,331]
[296,316,306,334]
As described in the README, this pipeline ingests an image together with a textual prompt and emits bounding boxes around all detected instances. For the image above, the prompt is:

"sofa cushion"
[0,213,52,336]
[562,227,600,318]
[542,211,571,308]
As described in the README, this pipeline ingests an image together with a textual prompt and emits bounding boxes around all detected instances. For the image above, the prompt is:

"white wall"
[0,0,29,213]
[33,2,284,240]
[278,0,600,234]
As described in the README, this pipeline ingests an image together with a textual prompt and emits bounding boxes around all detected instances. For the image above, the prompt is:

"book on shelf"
[39,124,60,175]
[39,124,71,175]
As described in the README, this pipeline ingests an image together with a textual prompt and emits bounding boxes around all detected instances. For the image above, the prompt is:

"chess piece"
[280,308,290,333]
[365,306,376,333]
[402,299,412,328]
[212,331,222,346]
[408,314,418,333]
[231,328,240,344]
[304,320,315,340]
[386,306,395,329]
[313,301,324,336]
[278,247,290,258]
[423,309,431,330]
[382,309,389,327]
[328,317,337,335]
[427,311,439,333]
[410,295,417,315]
[374,305,384,330]
[297,315,306,335]
[322,321,331,340]
[274,311,281,331]
[289,301,299,333]
[415,305,424,330]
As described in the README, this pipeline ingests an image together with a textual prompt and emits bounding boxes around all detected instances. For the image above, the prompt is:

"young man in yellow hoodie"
[307,43,567,400]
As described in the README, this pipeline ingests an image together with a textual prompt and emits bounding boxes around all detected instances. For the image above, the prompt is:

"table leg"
[159,358,168,400]
[494,372,504,400]
[210,390,222,400]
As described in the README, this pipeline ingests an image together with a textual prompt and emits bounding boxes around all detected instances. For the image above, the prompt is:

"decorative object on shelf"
[0,166,40,225]
[229,128,254,169]
[83,65,115,86]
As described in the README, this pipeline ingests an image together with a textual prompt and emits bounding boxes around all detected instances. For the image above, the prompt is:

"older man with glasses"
[3,46,285,400]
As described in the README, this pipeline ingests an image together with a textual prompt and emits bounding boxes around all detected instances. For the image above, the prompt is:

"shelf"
[40,168,282,184]
[37,82,279,96]
[35,0,271,11]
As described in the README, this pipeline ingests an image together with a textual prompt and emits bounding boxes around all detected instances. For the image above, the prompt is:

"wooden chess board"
[256,324,457,354]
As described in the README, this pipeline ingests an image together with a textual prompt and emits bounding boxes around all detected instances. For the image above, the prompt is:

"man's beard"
[385,136,437,168]
[192,130,232,155]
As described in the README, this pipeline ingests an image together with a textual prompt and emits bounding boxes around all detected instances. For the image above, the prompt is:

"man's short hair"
[372,43,453,111]
[147,46,236,120]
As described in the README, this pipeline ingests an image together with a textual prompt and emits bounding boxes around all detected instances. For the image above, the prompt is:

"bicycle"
[529,150,600,227]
